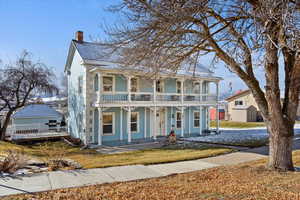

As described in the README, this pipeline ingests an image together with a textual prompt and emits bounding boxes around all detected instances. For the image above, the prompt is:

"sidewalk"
[0,151,266,197]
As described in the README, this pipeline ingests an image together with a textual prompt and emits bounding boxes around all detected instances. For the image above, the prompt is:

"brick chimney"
[75,31,83,42]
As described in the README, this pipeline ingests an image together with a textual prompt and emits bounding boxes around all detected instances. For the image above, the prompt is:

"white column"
[216,82,220,133]
[181,106,184,137]
[144,107,147,138]
[199,106,203,135]
[98,107,102,145]
[98,74,103,103]
[171,107,174,131]
[207,107,210,131]
[149,108,152,137]
[199,80,203,102]
[153,107,157,140]
[120,107,123,140]
[180,79,184,104]
[127,107,131,143]
[153,79,156,103]
[127,76,132,102]
[188,107,191,135]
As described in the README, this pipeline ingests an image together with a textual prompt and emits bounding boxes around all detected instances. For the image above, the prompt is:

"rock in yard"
[49,158,82,169]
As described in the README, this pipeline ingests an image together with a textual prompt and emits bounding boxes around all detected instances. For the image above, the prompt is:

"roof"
[12,104,62,119]
[65,40,221,79]
[226,90,251,102]
[232,105,257,110]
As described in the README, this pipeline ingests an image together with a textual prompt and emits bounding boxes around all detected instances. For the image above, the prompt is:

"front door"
[156,109,166,136]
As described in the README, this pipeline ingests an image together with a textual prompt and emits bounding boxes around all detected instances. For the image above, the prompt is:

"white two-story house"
[65,31,222,146]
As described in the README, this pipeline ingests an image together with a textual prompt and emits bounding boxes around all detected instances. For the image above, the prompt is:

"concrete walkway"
[0,150,267,197]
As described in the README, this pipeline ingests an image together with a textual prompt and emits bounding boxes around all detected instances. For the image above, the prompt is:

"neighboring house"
[210,108,225,121]
[6,104,68,141]
[40,96,68,116]
[226,89,300,122]
[226,90,261,122]
[65,31,222,146]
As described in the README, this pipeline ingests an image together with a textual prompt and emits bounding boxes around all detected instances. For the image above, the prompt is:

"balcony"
[93,92,217,106]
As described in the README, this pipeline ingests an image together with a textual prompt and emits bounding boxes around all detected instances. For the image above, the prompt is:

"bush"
[0,150,28,174]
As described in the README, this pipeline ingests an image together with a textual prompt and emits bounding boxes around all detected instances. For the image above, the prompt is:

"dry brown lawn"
[0,141,232,169]
[4,150,300,200]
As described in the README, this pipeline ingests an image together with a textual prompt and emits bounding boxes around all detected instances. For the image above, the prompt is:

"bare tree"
[103,0,300,171]
[59,72,68,97]
[0,51,58,140]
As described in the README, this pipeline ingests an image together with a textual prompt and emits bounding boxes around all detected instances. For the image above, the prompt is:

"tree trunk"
[0,110,13,141]
[267,121,294,171]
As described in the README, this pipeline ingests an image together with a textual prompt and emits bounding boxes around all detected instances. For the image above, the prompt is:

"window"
[48,120,57,128]
[94,74,99,91]
[103,76,113,92]
[235,100,243,106]
[193,82,200,94]
[78,76,83,94]
[176,112,182,129]
[156,80,163,92]
[176,81,181,94]
[131,112,139,132]
[103,113,114,135]
[131,78,138,92]
[194,111,200,128]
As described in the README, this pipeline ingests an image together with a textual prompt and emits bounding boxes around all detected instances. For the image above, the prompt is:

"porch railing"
[6,123,67,139]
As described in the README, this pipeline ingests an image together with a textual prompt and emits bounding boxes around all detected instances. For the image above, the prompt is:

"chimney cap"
[75,31,83,42]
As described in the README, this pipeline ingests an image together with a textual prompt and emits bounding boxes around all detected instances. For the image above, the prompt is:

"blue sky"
[0,0,254,92]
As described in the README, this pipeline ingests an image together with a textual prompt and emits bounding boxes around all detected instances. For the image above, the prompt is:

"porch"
[90,105,220,146]
[6,123,68,141]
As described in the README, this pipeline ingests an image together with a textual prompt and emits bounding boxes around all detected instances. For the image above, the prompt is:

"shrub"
[0,150,28,174]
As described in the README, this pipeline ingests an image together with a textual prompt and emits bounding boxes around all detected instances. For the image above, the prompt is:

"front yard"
[0,141,232,169]
[211,120,300,128]
[210,120,265,128]
[5,150,300,200]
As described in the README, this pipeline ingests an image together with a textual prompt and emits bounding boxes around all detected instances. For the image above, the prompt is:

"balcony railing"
[94,92,217,104]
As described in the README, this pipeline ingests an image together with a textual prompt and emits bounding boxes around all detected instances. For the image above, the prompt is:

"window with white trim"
[156,80,163,92]
[194,111,200,128]
[94,74,99,91]
[176,112,182,129]
[131,78,138,92]
[103,76,113,92]
[103,113,114,135]
[78,76,83,94]
[235,100,243,106]
[176,81,181,94]
[193,82,200,94]
[131,112,139,132]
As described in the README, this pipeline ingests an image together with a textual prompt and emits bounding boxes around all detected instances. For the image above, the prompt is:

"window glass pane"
[103,125,112,134]
[131,123,137,132]
[131,78,138,92]
[131,113,137,122]
[103,77,113,84]
[193,82,200,93]
[176,112,181,120]
[176,121,181,128]
[194,112,200,119]
[103,114,112,124]
[176,81,181,93]
[94,75,99,91]
[194,120,200,127]
[103,85,112,92]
